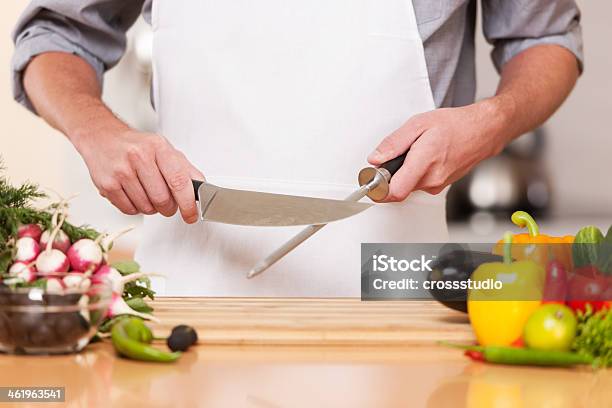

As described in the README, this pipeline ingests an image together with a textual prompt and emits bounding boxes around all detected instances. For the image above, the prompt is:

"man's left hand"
[367,99,511,202]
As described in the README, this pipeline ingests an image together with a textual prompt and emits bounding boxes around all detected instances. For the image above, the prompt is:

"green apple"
[523,304,577,352]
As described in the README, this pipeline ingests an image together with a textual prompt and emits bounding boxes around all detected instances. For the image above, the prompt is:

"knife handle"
[192,179,204,201]
[357,148,410,201]
[380,150,409,178]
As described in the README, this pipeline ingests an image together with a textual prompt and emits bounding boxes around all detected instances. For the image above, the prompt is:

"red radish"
[36,250,70,275]
[63,273,92,291]
[14,237,40,263]
[40,229,71,253]
[68,226,133,273]
[93,265,157,293]
[46,278,64,294]
[17,224,43,242]
[107,293,159,322]
[36,213,70,275]
[67,239,103,272]
[8,262,36,283]
[40,202,71,253]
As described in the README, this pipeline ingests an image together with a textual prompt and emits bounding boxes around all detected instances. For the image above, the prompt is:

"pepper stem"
[503,232,513,264]
[511,211,539,237]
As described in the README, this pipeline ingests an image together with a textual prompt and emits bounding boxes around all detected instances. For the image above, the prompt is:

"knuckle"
[100,180,122,194]
[150,134,169,150]
[126,145,148,164]
[151,194,173,208]
[112,166,133,183]
[167,171,190,192]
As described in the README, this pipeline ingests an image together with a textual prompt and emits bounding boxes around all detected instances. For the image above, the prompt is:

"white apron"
[137,0,448,296]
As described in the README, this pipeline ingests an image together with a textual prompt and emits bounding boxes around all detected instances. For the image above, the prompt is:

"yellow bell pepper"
[494,211,574,272]
[469,233,543,346]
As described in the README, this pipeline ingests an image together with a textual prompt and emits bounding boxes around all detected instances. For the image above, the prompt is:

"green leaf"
[123,281,156,301]
[112,260,141,275]
[125,296,153,313]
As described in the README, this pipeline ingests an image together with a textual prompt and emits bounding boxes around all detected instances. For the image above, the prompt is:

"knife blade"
[192,180,372,227]
[247,150,409,278]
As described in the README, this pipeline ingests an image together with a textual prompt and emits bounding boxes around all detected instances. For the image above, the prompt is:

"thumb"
[367,119,425,165]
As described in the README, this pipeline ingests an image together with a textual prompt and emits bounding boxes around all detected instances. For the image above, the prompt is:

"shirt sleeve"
[11,0,146,113]
[482,0,583,73]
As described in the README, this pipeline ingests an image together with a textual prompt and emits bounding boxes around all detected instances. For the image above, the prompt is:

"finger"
[133,160,177,217]
[121,174,157,215]
[157,151,200,224]
[368,117,427,165]
[105,188,139,215]
[381,149,432,203]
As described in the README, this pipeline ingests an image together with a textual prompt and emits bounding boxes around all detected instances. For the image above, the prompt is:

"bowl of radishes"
[0,272,112,354]
[1,174,159,355]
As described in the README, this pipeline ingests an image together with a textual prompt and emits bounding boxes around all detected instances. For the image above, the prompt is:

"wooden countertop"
[0,298,609,407]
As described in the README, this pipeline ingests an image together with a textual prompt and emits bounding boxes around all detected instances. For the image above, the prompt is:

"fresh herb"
[573,306,612,368]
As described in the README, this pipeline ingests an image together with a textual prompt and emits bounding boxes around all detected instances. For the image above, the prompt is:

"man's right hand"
[22,52,205,223]
[76,129,205,223]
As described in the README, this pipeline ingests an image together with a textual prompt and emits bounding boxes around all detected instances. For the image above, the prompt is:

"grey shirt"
[11,0,583,112]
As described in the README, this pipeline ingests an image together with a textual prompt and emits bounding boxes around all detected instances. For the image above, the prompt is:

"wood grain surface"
[149,298,475,345]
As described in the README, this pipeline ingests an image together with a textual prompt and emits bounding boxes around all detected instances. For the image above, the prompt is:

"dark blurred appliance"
[447,128,551,221]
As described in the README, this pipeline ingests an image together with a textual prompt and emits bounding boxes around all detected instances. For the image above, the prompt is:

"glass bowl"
[0,273,112,355]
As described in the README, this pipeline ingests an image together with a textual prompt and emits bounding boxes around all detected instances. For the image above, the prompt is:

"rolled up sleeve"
[482,0,583,73]
[11,0,145,113]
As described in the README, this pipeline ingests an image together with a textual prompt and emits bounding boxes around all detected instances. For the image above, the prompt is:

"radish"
[14,237,40,263]
[46,278,64,294]
[63,273,92,291]
[40,229,71,253]
[40,203,71,253]
[67,239,104,272]
[93,265,157,294]
[107,293,159,322]
[68,226,134,273]
[8,262,36,283]
[17,224,43,242]
[36,213,70,275]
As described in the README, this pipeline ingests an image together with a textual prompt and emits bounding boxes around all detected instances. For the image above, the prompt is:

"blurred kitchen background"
[1,1,611,254]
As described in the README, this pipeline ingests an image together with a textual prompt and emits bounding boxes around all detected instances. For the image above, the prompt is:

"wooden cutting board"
[149,298,475,346]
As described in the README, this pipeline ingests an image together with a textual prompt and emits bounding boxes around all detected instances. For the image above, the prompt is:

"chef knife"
[192,180,372,227]
[247,151,408,278]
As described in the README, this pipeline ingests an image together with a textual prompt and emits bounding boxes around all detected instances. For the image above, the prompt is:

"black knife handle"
[192,179,204,201]
[381,149,409,179]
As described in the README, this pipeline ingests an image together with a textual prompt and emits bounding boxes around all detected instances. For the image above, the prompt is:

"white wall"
[474,0,612,216]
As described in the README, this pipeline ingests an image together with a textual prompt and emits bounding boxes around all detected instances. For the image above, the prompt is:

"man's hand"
[76,129,205,223]
[22,52,205,223]
[368,100,509,202]
[368,44,579,203]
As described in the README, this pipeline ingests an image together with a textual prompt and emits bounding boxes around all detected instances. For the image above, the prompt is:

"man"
[12,1,582,296]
